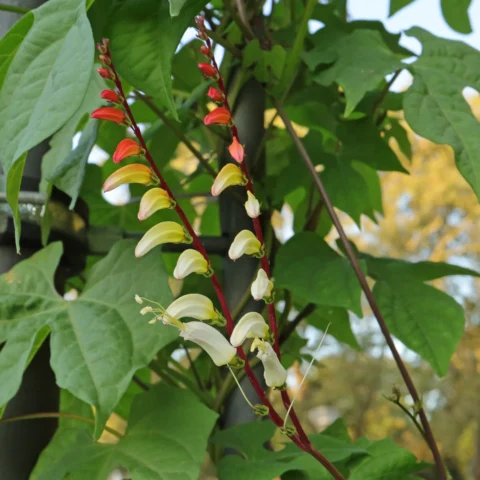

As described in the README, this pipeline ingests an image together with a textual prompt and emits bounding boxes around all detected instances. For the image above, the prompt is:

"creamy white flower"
[135,221,189,258]
[165,293,219,323]
[173,249,209,279]
[230,312,269,347]
[244,191,260,218]
[251,339,287,388]
[180,321,236,366]
[251,269,273,301]
[228,230,262,261]
[135,295,143,304]
[140,306,153,315]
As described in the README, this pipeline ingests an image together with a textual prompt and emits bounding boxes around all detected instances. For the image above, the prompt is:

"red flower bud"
[91,107,127,125]
[113,139,144,163]
[97,38,109,54]
[98,54,111,65]
[228,137,245,163]
[97,67,114,80]
[200,45,211,58]
[207,87,224,103]
[100,89,121,103]
[195,16,205,30]
[198,63,217,78]
[204,107,232,126]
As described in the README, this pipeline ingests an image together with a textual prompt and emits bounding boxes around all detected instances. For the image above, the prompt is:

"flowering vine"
[90,28,345,480]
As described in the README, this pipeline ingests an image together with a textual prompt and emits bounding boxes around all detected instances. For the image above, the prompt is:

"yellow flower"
[165,293,220,323]
[173,249,209,279]
[138,188,174,221]
[211,164,245,196]
[228,230,262,260]
[135,222,190,258]
[103,164,156,192]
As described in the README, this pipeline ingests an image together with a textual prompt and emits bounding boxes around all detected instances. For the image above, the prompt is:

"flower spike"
[230,312,269,348]
[180,321,237,367]
[198,62,217,78]
[173,249,210,279]
[103,164,156,192]
[228,137,245,163]
[251,269,274,302]
[113,139,144,164]
[91,107,127,125]
[251,339,287,389]
[228,230,262,260]
[211,164,245,196]
[207,86,223,103]
[135,221,191,258]
[100,90,121,104]
[138,188,174,220]
[245,191,260,218]
[204,107,231,126]
[166,293,221,323]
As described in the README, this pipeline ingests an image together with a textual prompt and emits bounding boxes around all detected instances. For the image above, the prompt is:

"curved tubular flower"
[138,188,174,221]
[228,137,245,163]
[251,339,287,389]
[228,230,262,261]
[173,249,209,279]
[135,221,189,258]
[91,106,126,124]
[166,293,220,323]
[204,107,231,126]
[100,89,121,103]
[103,164,156,192]
[251,268,273,301]
[230,312,269,347]
[211,164,245,196]
[180,321,236,366]
[245,191,260,219]
[113,138,143,164]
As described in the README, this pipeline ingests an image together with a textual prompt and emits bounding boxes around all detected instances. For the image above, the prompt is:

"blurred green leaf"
[389,0,417,16]
[440,0,472,34]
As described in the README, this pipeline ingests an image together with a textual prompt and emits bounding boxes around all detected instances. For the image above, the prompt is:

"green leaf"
[108,0,207,120]
[0,240,176,436]
[275,232,364,317]
[47,119,98,209]
[389,0,417,16]
[440,0,472,34]
[32,384,218,480]
[349,438,427,480]
[373,276,464,376]
[169,0,187,16]
[243,39,287,84]
[305,30,403,116]
[0,0,94,249]
[404,28,480,200]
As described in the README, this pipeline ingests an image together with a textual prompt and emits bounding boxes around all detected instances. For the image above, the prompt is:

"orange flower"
[91,107,127,125]
[207,86,223,103]
[100,90,121,104]
[228,137,244,163]
[204,107,231,126]
[113,139,143,164]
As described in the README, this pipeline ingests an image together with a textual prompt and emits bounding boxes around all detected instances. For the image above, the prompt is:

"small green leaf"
[373,276,464,376]
[404,28,480,200]
[0,0,94,249]
[389,0,417,16]
[305,29,403,116]
[32,384,218,480]
[108,0,207,120]
[275,232,364,317]
[440,0,472,34]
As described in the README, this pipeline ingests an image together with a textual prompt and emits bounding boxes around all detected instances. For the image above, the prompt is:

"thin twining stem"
[0,412,122,438]
[202,26,312,450]
[275,101,447,480]
[103,44,303,446]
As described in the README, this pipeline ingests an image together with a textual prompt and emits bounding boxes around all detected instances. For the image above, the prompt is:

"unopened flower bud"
[91,107,127,125]
[228,137,245,163]
[135,221,190,258]
[251,339,287,388]
[207,86,223,103]
[173,249,209,279]
[198,62,217,78]
[113,139,143,164]
[166,294,220,323]
[195,15,206,30]
[244,191,260,218]
[103,164,156,192]
[98,54,111,65]
[211,164,245,196]
[180,321,236,367]
[96,67,114,80]
[138,188,173,221]
[135,295,143,304]
[100,89,121,104]
[200,45,212,58]
[204,107,231,126]
[251,268,273,301]
[228,230,262,261]
[230,312,269,347]
[140,306,153,315]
